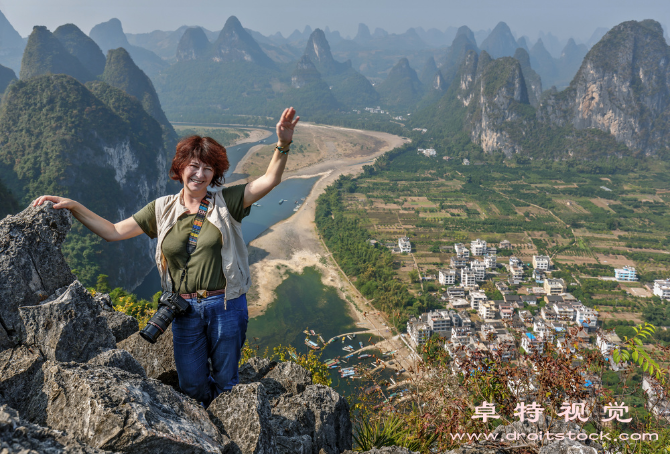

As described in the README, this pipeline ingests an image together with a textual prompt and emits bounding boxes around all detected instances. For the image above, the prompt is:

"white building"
[521,333,543,354]
[469,291,487,310]
[470,260,486,281]
[509,256,522,267]
[471,239,487,256]
[484,254,497,269]
[499,240,511,250]
[532,255,551,271]
[454,243,470,259]
[447,286,465,298]
[450,257,468,268]
[499,304,514,320]
[398,236,411,253]
[407,317,431,345]
[479,301,497,320]
[596,332,622,357]
[461,269,477,289]
[615,266,637,282]
[553,303,575,321]
[653,279,670,300]
[576,306,599,329]
[418,148,437,157]
[426,309,452,333]
[509,265,524,284]
[544,278,566,295]
[438,269,457,285]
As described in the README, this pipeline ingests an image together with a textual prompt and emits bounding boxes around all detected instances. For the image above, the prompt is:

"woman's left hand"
[277,107,300,147]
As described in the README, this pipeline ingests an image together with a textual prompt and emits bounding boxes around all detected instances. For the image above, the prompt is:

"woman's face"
[182,159,214,192]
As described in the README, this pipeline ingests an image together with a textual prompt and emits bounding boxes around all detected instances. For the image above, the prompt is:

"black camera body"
[139,292,190,344]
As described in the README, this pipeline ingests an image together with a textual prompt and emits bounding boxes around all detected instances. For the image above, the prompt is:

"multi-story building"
[576,306,599,329]
[544,278,566,295]
[521,333,544,354]
[499,240,512,250]
[426,309,452,334]
[553,303,575,321]
[461,269,477,288]
[469,291,487,310]
[490,333,516,360]
[533,318,554,342]
[484,254,497,269]
[438,269,457,285]
[596,332,622,357]
[398,236,411,253]
[471,239,487,256]
[451,298,470,310]
[447,286,465,298]
[479,301,497,320]
[487,246,497,256]
[499,303,514,320]
[509,256,522,267]
[470,260,486,281]
[519,310,533,324]
[509,265,524,284]
[615,266,637,282]
[532,255,551,271]
[540,307,558,322]
[407,316,431,345]
[450,257,468,268]
[454,243,470,259]
[495,282,510,293]
[653,279,670,300]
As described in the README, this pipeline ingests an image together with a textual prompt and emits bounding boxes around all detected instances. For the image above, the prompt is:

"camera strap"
[176,191,213,295]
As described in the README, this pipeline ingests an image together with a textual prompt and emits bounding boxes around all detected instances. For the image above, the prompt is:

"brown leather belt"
[179,289,226,300]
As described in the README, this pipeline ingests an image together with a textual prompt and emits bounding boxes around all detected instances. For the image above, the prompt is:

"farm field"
[332,145,670,325]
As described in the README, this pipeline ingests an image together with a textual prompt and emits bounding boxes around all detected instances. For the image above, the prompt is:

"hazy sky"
[1,0,667,42]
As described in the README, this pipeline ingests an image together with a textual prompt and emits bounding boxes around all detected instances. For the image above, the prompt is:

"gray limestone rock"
[19,281,117,363]
[117,325,178,389]
[239,357,277,384]
[208,382,276,454]
[270,393,315,454]
[87,348,146,378]
[0,404,115,453]
[0,202,75,345]
[0,346,45,419]
[539,438,601,453]
[261,361,312,401]
[31,361,227,453]
[102,311,139,343]
[295,384,352,454]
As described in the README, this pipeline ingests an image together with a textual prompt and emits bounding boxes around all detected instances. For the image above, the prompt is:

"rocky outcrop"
[343,449,417,454]
[291,55,322,89]
[0,404,112,453]
[0,63,16,93]
[376,58,424,108]
[538,19,670,155]
[118,326,178,389]
[0,202,75,345]
[479,21,520,58]
[514,48,542,107]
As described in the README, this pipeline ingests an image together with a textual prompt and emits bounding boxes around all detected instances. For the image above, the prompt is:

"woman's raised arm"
[32,195,144,242]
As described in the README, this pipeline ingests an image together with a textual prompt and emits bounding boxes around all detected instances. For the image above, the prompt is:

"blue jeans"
[172,293,248,407]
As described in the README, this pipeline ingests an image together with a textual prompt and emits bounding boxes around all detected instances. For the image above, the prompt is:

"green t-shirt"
[133,184,251,293]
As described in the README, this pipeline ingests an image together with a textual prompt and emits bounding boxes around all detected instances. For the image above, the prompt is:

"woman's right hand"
[32,195,79,211]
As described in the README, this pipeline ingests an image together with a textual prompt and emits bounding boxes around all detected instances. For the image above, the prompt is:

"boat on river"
[359,342,364,349]
[304,339,320,350]
[309,330,316,336]
[293,204,302,212]
[278,199,286,205]
[252,203,261,207]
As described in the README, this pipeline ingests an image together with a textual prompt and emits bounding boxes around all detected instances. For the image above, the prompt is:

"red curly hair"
[170,136,229,187]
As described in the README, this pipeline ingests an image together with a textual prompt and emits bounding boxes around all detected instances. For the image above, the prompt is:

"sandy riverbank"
[233,128,272,145]
[227,123,408,321]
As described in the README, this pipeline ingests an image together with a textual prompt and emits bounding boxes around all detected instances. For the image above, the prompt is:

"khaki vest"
[154,189,252,306]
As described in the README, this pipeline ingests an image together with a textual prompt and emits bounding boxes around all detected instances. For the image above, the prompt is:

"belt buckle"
[196,289,208,299]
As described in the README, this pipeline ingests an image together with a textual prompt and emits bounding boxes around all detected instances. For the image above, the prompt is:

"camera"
[140,292,190,344]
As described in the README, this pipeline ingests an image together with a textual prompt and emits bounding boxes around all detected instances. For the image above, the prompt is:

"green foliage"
[613,323,663,380]
[353,414,430,452]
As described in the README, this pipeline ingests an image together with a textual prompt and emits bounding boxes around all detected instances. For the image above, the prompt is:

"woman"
[33,107,300,407]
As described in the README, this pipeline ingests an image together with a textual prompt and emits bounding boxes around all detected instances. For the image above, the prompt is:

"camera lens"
[139,306,176,343]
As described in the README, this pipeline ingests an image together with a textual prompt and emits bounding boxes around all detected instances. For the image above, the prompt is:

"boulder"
[117,325,178,389]
[102,311,140,343]
[270,393,316,454]
[0,203,75,345]
[31,361,227,453]
[292,385,352,454]
[239,357,277,384]
[0,346,45,417]
[539,439,601,453]
[87,348,146,378]
[19,281,117,363]
[261,361,312,401]
[208,382,276,454]
[0,404,115,453]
